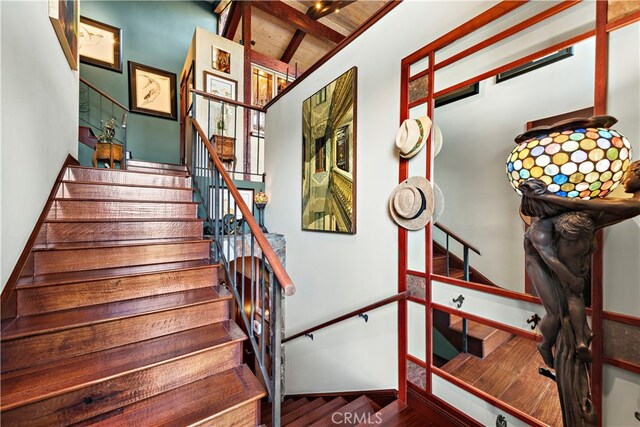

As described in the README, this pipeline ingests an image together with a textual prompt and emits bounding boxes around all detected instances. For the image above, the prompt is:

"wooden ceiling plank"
[222,1,241,40]
[251,0,345,44]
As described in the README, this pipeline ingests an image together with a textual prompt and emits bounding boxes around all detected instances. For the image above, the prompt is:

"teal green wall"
[80,1,216,164]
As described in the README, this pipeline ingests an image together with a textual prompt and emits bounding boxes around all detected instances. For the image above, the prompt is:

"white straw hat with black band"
[389,176,434,230]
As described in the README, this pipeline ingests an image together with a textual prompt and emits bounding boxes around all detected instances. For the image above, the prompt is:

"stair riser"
[57,182,193,202]
[126,160,187,171]
[1,300,229,373]
[33,241,210,275]
[66,167,191,187]
[48,200,198,220]
[40,221,203,244]
[1,342,242,425]
[125,165,188,176]
[18,267,217,315]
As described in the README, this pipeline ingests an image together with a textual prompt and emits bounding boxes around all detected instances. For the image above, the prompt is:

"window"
[315,137,326,172]
[316,87,327,104]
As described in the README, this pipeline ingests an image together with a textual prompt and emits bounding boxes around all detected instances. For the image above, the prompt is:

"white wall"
[1,1,79,289]
[266,1,497,394]
[604,22,640,318]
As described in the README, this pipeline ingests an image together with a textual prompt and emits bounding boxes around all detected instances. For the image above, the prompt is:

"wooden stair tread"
[125,166,190,176]
[1,321,246,410]
[357,400,407,426]
[286,397,347,427]
[449,315,503,340]
[60,179,193,191]
[91,364,264,426]
[281,398,327,425]
[44,217,204,223]
[50,197,198,204]
[1,287,230,341]
[440,353,472,374]
[263,398,309,426]
[32,237,210,251]
[65,166,191,186]
[17,260,213,288]
[311,395,380,427]
[125,160,187,171]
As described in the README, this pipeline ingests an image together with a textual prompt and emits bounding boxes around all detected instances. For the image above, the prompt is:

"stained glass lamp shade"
[507,115,632,199]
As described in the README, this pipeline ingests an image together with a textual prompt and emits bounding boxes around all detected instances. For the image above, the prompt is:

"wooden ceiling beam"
[251,0,346,44]
[252,50,299,77]
[280,1,355,63]
[222,1,241,40]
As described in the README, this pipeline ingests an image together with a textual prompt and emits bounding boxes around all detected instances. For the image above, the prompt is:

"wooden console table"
[93,142,124,169]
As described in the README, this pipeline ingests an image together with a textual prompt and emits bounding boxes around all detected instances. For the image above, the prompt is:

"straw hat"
[389,176,434,230]
[396,115,444,158]
[395,116,432,159]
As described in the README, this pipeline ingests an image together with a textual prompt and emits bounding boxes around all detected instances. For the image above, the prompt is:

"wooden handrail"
[434,222,481,255]
[80,77,128,111]
[191,118,295,296]
[190,88,267,113]
[283,292,408,343]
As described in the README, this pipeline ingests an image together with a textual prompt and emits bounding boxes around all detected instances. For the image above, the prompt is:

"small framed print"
[212,46,231,74]
[79,16,122,72]
[204,71,237,100]
[128,61,177,120]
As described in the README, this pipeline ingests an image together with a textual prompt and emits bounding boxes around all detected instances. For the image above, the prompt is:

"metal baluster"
[260,254,267,365]
[271,275,282,426]
[462,246,470,353]
[445,234,450,277]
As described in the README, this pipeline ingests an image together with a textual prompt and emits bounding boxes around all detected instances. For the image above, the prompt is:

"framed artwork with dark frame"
[301,67,357,234]
[128,61,177,120]
[79,16,122,72]
[49,0,78,70]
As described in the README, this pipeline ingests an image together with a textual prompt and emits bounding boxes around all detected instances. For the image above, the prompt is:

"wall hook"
[496,414,507,427]
[527,313,541,330]
[452,294,465,308]
[358,313,369,323]
[305,333,314,341]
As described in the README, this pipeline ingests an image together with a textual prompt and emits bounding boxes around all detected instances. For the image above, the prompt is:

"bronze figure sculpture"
[519,159,640,427]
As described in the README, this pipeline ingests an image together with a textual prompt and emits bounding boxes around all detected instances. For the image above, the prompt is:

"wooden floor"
[442,335,563,426]
[262,395,444,426]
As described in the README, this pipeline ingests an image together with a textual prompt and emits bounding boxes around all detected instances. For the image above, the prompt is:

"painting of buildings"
[302,67,356,233]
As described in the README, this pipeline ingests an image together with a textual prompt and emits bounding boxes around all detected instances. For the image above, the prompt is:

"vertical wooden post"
[242,2,252,180]
[397,61,410,403]
[592,2,609,426]
[425,51,435,395]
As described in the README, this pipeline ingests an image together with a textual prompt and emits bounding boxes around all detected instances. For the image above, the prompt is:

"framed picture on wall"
[204,71,237,100]
[204,71,237,137]
[301,67,357,234]
[79,16,122,72]
[48,0,78,70]
[128,61,177,120]
[212,46,231,74]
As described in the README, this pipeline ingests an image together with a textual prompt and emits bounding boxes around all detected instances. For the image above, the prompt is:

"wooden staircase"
[432,243,511,359]
[441,335,562,426]
[261,395,439,426]
[1,161,266,425]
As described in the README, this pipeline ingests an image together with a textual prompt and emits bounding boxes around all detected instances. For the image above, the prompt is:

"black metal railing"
[190,88,266,181]
[189,92,294,426]
[434,222,482,354]
[79,77,128,167]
